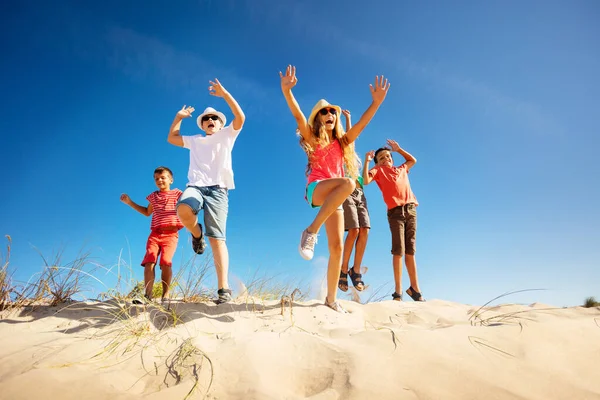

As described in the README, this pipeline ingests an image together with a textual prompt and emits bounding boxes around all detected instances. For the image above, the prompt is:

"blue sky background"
[1,0,598,306]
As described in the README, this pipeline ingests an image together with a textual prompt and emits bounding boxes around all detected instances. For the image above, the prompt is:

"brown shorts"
[342,187,370,231]
[387,203,417,256]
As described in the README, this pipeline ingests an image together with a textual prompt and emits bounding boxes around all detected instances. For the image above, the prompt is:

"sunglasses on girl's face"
[319,108,337,116]
[202,115,220,122]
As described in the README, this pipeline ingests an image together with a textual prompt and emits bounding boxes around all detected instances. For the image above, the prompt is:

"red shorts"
[140,230,179,268]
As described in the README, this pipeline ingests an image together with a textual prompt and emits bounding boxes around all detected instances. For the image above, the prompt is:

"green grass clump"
[583,296,600,308]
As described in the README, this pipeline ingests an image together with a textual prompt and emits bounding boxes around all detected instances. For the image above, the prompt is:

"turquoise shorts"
[305,181,343,210]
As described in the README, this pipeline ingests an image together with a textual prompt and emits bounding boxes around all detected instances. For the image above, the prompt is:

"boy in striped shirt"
[120,166,183,304]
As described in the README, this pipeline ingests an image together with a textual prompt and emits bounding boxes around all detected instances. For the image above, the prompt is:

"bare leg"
[405,254,421,293]
[392,255,402,294]
[143,263,156,298]
[177,204,202,238]
[341,228,359,273]
[160,266,172,299]
[324,210,345,303]
[209,238,229,290]
[308,178,355,234]
[352,227,369,273]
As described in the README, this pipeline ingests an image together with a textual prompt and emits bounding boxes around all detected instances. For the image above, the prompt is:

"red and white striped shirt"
[147,189,184,231]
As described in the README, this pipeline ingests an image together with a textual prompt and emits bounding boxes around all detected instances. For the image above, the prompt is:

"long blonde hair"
[299,115,359,179]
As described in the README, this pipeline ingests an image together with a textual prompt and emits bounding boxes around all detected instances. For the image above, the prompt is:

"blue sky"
[1,0,598,306]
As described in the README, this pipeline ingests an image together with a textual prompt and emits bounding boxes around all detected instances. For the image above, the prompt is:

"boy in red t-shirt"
[363,140,425,302]
[120,166,183,304]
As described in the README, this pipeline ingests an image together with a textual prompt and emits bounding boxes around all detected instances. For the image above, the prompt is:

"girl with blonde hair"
[279,65,390,312]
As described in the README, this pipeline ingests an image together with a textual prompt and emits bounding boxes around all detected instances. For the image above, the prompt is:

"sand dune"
[1,298,599,400]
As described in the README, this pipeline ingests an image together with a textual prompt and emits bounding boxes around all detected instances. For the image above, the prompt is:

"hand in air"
[387,139,401,152]
[209,78,228,97]
[365,150,375,163]
[120,194,131,204]
[342,109,351,118]
[279,65,298,91]
[369,75,391,105]
[177,105,195,119]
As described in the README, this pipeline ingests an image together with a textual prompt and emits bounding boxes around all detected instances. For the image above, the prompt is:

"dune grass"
[583,296,599,308]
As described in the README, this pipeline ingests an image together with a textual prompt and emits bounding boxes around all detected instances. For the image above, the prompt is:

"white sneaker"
[324,298,348,313]
[299,229,318,260]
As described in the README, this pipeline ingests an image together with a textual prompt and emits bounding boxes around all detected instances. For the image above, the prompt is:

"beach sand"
[1,298,599,400]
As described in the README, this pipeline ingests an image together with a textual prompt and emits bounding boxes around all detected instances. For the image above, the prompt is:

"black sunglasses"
[201,115,220,122]
[319,108,337,116]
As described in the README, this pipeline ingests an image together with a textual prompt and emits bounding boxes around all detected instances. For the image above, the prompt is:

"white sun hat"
[196,107,227,130]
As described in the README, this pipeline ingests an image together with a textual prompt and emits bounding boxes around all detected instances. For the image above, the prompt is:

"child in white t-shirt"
[167,78,245,304]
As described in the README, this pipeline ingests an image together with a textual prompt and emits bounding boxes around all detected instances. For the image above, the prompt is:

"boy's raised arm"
[120,194,153,217]
[342,109,352,132]
[387,139,417,170]
[345,76,390,144]
[280,65,311,142]
[168,105,195,147]
[209,79,245,130]
[362,151,375,185]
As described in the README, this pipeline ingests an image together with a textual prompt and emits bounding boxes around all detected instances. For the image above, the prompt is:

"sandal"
[338,270,348,292]
[348,268,365,291]
[392,292,403,301]
[406,286,425,302]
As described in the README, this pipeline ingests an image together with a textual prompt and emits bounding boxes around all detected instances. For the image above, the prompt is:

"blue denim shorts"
[177,185,228,240]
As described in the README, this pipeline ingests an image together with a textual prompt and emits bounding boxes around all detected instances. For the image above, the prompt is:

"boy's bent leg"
[177,187,203,238]
[177,187,206,254]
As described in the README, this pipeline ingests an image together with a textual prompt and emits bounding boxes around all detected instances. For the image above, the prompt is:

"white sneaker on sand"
[324,298,348,313]
[299,229,318,260]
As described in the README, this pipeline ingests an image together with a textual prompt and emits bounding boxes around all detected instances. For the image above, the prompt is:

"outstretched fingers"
[376,75,390,91]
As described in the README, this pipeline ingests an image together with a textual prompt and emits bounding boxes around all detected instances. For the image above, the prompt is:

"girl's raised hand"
[342,109,351,118]
[369,75,391,105]
[279,65,298,91]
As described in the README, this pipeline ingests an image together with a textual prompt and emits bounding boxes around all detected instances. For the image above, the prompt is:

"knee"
[328,240,343,255]
[209,237,227,249]
[347,228,359,240]
[342,177,355,195]
[358,227,369,238]
[177,204,194,220]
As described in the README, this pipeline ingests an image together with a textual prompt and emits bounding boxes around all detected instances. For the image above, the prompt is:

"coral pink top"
[307,139,345,185]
